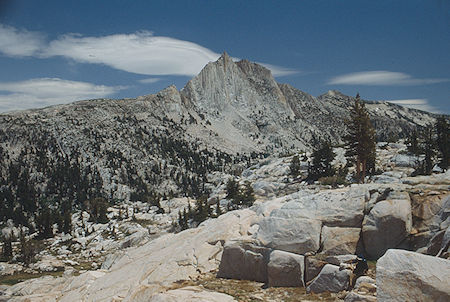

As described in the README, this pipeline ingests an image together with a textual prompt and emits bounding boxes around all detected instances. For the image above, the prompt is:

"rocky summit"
[0,54,448,301]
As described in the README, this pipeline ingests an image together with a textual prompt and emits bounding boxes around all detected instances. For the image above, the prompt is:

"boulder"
[389,154,419,168]
[320,226,361,255]
[426,229,445,256]
[217,239,271,283]
[362,197,412,259]
[373,174,402,184]
[411,193,445,223]
[306,264,351,293]
[255,216,321,254]
[325,254,357,266]
[148,286,236,302]
[354,276,376,290]
[365,191,379,214]
[273,186,367,227]
[437,226,450,257]
[344,292,376,302]
[267,250,304,287]
[304,256,327,283]
[377,249,450,302]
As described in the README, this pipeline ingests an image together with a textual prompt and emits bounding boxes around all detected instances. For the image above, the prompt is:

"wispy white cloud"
[42,31,221,76]
[0,78,124,113]
[329,71,449,86]
[386,99,440,113]
[0,24,296,77]
[138,77,161,84]
[258,63,299,77]
[0,24,45,57]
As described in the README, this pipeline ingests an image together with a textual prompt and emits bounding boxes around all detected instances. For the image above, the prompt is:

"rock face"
[3,209,257,301]
[320,226,361,255]
[254,186,369,254]
[267,250,305,287]
[306,264,351,293]
[148,286,237,302]
[255,216,321,254]
[362,197,412,259]
[274,186,368,227]
[217,239,271,283]
[377,249,450,302]
[304,256,327,283]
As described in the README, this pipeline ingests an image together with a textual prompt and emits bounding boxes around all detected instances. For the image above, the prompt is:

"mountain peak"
[220,51,231,60]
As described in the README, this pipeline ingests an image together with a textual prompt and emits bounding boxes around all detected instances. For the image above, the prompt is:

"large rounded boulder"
[377,249,450,302]
[362,196,412,259]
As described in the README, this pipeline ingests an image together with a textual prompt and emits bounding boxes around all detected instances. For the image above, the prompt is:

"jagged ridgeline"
[0,52,437,227]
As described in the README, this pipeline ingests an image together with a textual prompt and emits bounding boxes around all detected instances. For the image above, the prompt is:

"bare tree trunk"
[356,157,361,183]
[362,159,367,184]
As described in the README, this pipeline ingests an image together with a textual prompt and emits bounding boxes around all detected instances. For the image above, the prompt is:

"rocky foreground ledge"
[1,169,449,301]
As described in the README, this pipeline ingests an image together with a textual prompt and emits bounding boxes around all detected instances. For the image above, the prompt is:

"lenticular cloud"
[43,31,221,76]
[0,24,296,77]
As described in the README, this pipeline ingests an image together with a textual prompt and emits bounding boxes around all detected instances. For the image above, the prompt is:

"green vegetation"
[0,270,64,286]
[307,141,335,181]
[0,234,13,262]
[407,116,449,175]
[289,155,301,177]
[435,116,449,170]
[226,179,255,210]
[344,93,376,183]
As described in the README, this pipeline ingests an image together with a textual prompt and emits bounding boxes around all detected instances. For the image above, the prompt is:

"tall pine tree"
[344,94,376,183]
[435,117,449,170]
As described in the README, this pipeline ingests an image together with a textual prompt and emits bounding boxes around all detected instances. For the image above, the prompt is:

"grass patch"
[132,219,156,228]
[0,270,64,286]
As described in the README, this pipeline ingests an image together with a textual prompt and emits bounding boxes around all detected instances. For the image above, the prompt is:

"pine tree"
[344,94,376,183]
[289,155,301,177]
[19,229,35,266]
[308,141,335,181]
[422,126,436,175]
[225,178,239,201]
[215,200,222,217]
[1,233,13,262]
[36,206,54,239]
[63,211,72,234]
[435,117,449,170]
[240,182,255,207]
[406,128,420,155]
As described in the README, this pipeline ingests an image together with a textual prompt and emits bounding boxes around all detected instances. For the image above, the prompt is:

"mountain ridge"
[0,53,440,213]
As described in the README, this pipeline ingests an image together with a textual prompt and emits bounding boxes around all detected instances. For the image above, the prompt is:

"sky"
[0,0,449,114]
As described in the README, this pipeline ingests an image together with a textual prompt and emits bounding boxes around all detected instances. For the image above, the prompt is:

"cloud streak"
[0,78,124,113]
[42,31,221,76]
[386,99,439,113]
[329,71,449,86]
[0,24,45,57]
[0,25,296,77]
[138,77,161,84]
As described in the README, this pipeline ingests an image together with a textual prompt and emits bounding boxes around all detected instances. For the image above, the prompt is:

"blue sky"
[0,0,449,113]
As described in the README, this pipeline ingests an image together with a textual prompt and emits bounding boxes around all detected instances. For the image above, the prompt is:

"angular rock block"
[377,249,450,302]
[344,291,377,302]
[217,240,271,283]
[321,226,361,255]
[267,250,304,287]
[362,198,412,259]
[304,255,327,283]
[256,216,321,255]
[306,264,351,293]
